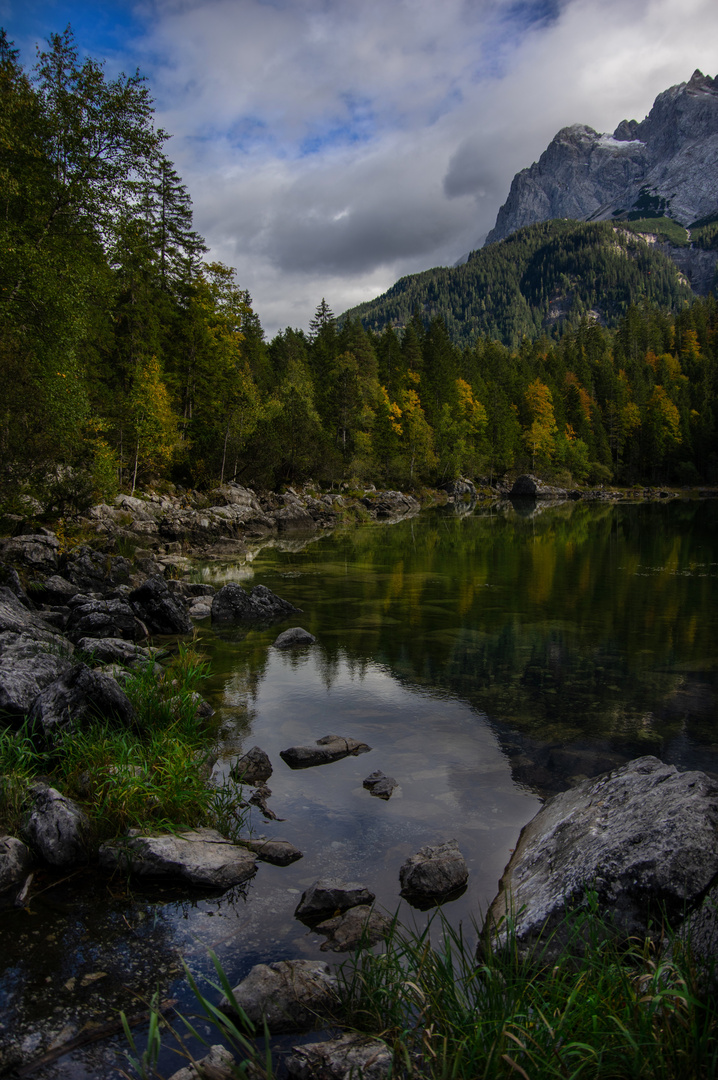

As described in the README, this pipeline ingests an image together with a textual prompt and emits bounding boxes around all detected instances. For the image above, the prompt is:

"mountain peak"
[484,71,718,246]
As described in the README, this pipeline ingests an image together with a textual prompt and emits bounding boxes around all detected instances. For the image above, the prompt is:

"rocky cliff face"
[485,70,718,246]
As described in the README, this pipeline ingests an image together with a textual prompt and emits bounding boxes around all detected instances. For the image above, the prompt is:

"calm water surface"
[3,499,718,1076]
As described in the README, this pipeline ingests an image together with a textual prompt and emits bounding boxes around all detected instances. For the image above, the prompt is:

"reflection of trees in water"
[206,501,718,790]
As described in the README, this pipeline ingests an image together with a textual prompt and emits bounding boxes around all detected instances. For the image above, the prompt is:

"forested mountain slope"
[342,220,697,348]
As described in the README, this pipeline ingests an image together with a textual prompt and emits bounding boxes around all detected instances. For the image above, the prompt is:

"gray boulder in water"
[399,840,469,908]
[219,959,338,1033]
[211,582,300,624]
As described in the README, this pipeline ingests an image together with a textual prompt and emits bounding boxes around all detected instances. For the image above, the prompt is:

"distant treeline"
[2,29,718,509]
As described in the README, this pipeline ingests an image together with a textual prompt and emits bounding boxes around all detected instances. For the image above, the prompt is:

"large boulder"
[0,631,74,720]
[286,1034,392,1080]
[22,786,89,867]
[1,533,59,574]
[74,636,154,668]
[64,547,132,591]
[280,734,371,769]
[98,827,258,890]
[211,582,300,624]
[129,576,193,636]
[66,596,147,642]
[219,959,338,1033]
[509,474,568,498]
[485,756,718,961]
[28,663,135,741]
[0,835,33,893]
[0,588,53,636]
[399,840,469,909]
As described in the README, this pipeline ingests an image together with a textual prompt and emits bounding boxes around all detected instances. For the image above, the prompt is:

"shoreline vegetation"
[125,906,717,1080]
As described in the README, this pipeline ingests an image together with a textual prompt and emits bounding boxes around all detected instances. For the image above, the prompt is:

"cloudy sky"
[2,0,717,335]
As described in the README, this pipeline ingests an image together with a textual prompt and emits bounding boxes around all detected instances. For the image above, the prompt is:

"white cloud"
[117,0,718,333]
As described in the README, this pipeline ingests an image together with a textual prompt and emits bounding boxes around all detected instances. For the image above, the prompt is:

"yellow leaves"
[523,378,557,463]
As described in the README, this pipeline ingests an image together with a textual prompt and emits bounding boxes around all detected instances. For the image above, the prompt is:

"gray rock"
[485,756,718,961]
[486,72,718,249]
[0,835,33,893]
[98,827,258,889]
[34,574,80,605]
[64,547,132,592]
[23,787,89,867]
[230,746,273,784]
[672,883,718,983]
[273,627,316,649]
[280,734,371,769]
[442,478,476,499]
[363,770,398,800]
[75,636,153,668]
[0,631,74,719]
[188,600,212,619]
[28,663,135,741]
[315,905,393,953]
[66,596,147,642]
[286,1033,392,1080]
[220,959,338,1033]
[399,840,469,908]
[0,588,53,635]
[1,533,59,574]
[211,582,301,624]
[295,878,376,922]
[510,475,567,498]
[360,491,420,520]
[129,575,193,635]
[238,837,303,866]
[166,1044,236,1080]
[167,691,215,721]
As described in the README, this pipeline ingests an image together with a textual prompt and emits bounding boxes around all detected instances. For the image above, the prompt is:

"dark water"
[3,499,718,1077]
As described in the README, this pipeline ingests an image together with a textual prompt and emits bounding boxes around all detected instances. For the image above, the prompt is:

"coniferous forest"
[3,28,718,514]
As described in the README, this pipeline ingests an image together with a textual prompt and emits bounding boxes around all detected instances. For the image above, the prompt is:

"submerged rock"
[220,959,339,1033]
[295,878,376,922]
[485,756,718,962]
[399,840,469,909]
[238,837,303,866]
[280,734,371,769]
[286,1033,393,1080]
[98,827,258,890]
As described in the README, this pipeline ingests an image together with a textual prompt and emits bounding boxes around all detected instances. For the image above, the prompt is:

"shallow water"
[3,498,718,1077]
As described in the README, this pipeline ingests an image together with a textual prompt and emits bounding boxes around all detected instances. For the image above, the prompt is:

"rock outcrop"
[485,756,718,961]
[485,70,718,293]
[286,1033,392,1080]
